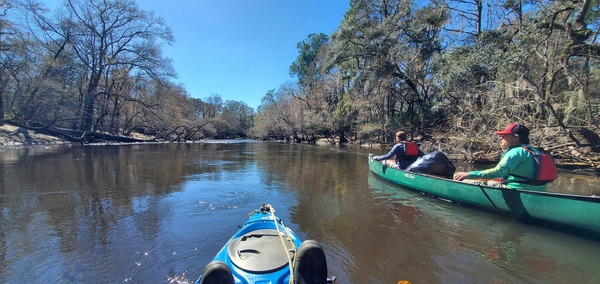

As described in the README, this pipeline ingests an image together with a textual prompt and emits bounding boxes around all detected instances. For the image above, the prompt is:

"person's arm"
[453,172,470,181]
[454,148,527,181]
[453,166,506,181]
[374,144,400,161]
[468,156,511,179]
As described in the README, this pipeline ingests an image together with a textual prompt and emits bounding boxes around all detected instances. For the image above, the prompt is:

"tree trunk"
[0,70,4,126]
[110,95,121,135]
[80,71,101,131]
[0,29,4,126]
[81,91,95,131]
[0,88,4,126]
[339,128,347,145]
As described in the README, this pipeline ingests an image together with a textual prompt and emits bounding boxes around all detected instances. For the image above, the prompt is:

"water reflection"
[368,173,600,283]
[548,171,600,195]
[1,142,599,284]
[0,142,272,283]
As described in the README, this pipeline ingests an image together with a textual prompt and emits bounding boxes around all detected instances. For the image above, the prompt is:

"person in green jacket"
[453,123,547,191]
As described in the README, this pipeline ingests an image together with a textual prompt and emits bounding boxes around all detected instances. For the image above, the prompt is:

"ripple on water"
[194,189,250,210]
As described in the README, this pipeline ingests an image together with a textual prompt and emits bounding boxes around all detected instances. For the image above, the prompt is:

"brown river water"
[0,141,599,283]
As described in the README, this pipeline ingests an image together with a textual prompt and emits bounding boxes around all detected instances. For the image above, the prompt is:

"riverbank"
[0,123,157,147]
[2,123,599,174]
[0,124,69,146]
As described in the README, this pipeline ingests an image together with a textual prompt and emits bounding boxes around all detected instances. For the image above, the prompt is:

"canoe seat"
[228,229,293,273]
[198,260,234,284]
[294,240,328,284]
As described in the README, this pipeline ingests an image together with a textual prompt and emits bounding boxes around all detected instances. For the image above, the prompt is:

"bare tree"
[56,0,174,131]
[0,0,10,125]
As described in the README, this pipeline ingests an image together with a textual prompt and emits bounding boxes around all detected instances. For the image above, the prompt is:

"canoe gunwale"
[368,153,600,238]
[368,153,600,203]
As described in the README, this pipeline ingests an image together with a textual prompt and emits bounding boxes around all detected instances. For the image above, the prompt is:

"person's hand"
[373,156,380,160]
[453,172,469,181]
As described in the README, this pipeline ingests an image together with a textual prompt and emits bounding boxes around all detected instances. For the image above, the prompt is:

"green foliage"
[289,33,329,88]
[4,0,600,153]
[257,0,600,158]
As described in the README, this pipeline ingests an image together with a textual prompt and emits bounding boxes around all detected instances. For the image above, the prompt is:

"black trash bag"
[406,151,456,178]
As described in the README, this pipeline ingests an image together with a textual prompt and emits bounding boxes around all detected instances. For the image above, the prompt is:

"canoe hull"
[368,154,600,237]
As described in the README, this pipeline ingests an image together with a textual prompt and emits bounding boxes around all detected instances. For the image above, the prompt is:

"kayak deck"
[227,228,294,273]
[196,204,335,284]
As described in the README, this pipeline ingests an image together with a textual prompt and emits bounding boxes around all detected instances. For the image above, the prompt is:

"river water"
[0,141,599,283]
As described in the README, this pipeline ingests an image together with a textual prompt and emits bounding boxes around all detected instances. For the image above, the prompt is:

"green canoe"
[368,154,600,237]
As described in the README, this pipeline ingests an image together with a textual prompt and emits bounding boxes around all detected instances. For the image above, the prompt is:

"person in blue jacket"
[453,123,548,191]
[374,130,424,169]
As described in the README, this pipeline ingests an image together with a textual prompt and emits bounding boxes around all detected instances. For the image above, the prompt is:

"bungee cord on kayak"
[264,204,298,284]
[197,204,333,284]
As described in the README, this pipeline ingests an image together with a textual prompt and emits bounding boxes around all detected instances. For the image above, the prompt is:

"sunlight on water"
[167,273,193,284]
[2,143,599,283]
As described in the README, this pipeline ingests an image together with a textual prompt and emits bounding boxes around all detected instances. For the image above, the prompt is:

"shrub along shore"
[2,122,598,175]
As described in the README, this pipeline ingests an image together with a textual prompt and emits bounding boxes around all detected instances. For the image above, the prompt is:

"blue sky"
[137,0,350,110]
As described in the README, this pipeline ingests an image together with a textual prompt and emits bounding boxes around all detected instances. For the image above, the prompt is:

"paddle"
[478,184,499,210]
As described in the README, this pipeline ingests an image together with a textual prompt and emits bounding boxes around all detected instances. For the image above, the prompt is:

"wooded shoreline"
[3,0,600,173]
[2,121,598,175]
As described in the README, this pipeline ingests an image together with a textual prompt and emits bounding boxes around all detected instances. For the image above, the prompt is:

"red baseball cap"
[496,123,529,136]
